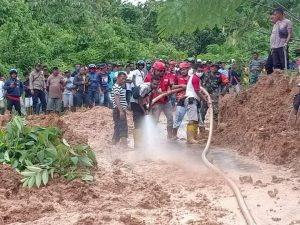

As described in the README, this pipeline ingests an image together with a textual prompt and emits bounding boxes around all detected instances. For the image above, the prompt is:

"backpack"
[132,86,141,99]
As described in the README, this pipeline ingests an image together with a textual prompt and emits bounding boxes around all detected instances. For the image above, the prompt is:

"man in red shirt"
[145,61,174,139]
[172,62,190,139]
[168,60,177,108]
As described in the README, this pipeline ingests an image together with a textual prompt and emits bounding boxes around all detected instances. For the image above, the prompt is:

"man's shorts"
[185,98,198,122]
[25,97,33,108]
[47,98,62,112]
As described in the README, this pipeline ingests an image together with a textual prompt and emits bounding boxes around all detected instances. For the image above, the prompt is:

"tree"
[157,0,243,37]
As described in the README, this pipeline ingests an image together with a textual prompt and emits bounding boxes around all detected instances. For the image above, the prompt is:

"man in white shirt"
[218,62,229,77]
[132,60,145,88]
[0,75,5,115]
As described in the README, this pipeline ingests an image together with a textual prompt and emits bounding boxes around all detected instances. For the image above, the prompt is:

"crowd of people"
[0,54,299,146]
[0,59,242,145]
[109,59,238,146]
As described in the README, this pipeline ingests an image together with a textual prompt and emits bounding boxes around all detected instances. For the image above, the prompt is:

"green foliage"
[0,116,97,188]
[157,0,243,37]
[0,0,184,76]
[158,0,300,60]
[169,27,226,56]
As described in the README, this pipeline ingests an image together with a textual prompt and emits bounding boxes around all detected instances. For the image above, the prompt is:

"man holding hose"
[145,61,174,139]
[172,62,190,139]
[130,76,161,148]
[185,64,207,144]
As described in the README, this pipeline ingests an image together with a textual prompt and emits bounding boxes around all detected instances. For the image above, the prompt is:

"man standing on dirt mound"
[270,8,292,71]
[144,61,174,139]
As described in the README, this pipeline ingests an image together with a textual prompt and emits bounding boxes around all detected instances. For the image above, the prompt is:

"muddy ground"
[0,74,300,225]
[215,73,300,169]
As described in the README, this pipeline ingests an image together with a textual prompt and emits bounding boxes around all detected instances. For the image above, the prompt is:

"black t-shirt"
[229,70,240,85]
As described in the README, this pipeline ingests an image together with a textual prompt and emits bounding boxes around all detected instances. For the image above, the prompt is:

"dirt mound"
[26,114,88,145]
[215,74,300,167]
[62,107,134,147]
[0,164,21,196]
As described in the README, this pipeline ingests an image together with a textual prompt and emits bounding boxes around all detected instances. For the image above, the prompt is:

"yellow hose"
[200,87,257,225]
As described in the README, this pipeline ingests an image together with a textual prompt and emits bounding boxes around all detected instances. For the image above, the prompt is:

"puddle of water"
[166,141,261,173]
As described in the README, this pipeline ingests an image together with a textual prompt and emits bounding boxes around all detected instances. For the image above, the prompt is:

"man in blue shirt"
[87,64,100,107]
[4,69,23,115]
[99,63,111,108]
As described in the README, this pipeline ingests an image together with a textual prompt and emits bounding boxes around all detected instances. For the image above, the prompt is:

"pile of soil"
[215,73,300,167]
[26,114,88,145]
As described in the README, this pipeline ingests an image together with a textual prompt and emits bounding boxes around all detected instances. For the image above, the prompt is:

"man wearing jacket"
[29,63,47,114]
[73,67,90,108]
[4,69,23,115]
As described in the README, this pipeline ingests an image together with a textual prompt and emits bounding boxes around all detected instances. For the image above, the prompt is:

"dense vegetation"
[0,0,299,75]
[159,0,300,62]
[0,0,186,75]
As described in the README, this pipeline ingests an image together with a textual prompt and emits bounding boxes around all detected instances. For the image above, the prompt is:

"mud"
[0,108,227,225]
[215,73,300,168]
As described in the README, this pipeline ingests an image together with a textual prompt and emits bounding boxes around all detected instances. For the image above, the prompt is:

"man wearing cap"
[201,64,228,128]
[132,60,145,88]
[87,64,100,107]
[172,62,190,139]
[270,8,292,71]
[99,63,111,108]
[63,70,75,111]
[145,61,174,139]
[47,67,64,114]
[3,69,23,115]
[29,63,47,114]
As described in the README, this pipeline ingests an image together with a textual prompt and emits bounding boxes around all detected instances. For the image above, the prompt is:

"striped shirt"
[111,83,127,109]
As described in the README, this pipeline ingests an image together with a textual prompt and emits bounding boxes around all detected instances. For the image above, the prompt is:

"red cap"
[179,62,190,69]
[153,61,166,70]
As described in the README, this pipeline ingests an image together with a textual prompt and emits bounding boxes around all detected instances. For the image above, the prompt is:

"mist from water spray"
[137,114,207,173]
